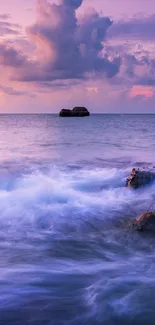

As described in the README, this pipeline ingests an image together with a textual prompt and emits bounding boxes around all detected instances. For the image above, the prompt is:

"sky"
[0,0,155,113]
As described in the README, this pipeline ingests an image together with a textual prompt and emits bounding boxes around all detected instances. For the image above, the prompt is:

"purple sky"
[0,0,155,113]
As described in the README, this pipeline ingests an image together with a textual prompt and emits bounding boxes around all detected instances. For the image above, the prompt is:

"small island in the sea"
[59,106,90,117]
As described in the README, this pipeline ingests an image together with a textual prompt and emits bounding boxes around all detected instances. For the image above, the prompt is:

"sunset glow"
[0,0,155,112]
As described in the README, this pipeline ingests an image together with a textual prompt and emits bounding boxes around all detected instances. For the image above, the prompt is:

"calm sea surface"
[0,114,155,325]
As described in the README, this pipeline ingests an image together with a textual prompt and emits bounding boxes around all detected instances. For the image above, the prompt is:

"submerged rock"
[126,168,155,189]
[59,107,90,117]
[135,211,155,231]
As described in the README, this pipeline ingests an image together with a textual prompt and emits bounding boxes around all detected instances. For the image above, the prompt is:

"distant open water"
[0,114,155,324]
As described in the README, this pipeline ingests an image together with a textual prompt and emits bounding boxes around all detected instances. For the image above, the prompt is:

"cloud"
[103,43,155,87]
[124,55,155,86]
[59,0,83,9]
[0,21,21,36]
[20,0,121,82]
[0,42,28,67]
[130,85,154,99]
[109,14,155,40]
[0,14,21,37]
[1,0,155,100]
[0,14,11,20]
[0,85,35,97]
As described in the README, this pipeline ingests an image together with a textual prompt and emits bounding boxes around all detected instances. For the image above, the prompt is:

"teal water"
[0,114,155,325]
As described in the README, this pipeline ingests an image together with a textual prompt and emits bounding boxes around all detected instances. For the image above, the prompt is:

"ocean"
[0,114,155,325]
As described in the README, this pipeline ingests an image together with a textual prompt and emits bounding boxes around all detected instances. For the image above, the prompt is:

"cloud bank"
[1,0,155,112]
[0,0,121,83]
[109,14,155,40]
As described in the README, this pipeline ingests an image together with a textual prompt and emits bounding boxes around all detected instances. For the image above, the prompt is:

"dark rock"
[59,109,72,117]
[59,107,90,117]
[71,107,90,117]
[126,168,155,189]
[135,211,155,231]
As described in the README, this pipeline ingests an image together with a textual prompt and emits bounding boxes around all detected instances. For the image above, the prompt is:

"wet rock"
[135,211,155,231]
[59,107,90,117]
[126,168,155,189]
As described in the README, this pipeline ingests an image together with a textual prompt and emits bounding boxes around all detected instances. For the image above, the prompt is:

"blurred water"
[0,114,155,325]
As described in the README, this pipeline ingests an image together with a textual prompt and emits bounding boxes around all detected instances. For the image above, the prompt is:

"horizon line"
[0,112,155,115]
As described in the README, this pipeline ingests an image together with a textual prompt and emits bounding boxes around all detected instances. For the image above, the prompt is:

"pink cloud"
[130,85,154,99]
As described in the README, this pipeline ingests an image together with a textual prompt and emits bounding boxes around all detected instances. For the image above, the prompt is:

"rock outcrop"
[72,107,90,117]
[126,168,155,189]
[59,109,72,117]
[59,107,90,117]
[135,211,155,231]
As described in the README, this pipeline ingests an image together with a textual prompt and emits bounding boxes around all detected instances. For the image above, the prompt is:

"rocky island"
[59,107,90,117]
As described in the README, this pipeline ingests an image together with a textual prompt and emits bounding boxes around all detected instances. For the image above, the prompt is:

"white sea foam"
[0,166,154,237]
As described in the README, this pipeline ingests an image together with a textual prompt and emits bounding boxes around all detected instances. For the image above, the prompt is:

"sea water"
[0,114,155,324]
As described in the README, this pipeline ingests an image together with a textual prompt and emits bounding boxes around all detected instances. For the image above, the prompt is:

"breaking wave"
[0,165,155,237]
